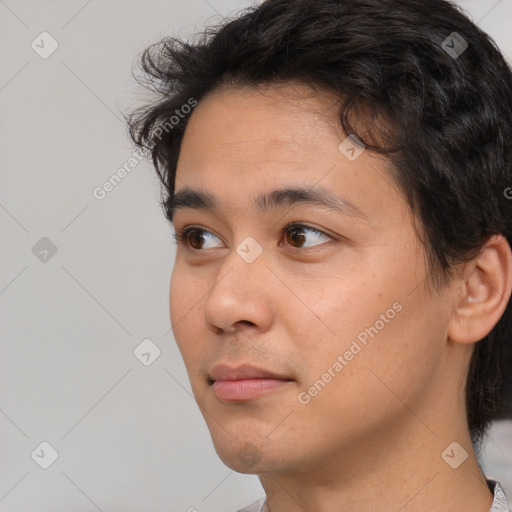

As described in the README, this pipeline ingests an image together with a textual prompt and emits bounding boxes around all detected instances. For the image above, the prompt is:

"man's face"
[169,82,456,475]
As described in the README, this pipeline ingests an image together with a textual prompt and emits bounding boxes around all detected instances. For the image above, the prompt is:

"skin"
[169,81,512,512]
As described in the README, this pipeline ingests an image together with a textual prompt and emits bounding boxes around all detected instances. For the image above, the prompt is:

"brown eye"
[173,222,331,251]
[282,223,331,249]
[285,226,307,248]
[187,230,206,250]
[173,227,223,250]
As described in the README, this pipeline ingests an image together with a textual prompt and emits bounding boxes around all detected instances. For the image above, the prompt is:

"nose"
[203,244,275,336]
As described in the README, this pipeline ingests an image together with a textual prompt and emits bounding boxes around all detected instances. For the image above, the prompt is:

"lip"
[208,363,291,382]
[212,379,292,401]
[208,363,294,402]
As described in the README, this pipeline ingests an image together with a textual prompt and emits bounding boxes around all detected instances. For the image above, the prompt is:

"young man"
[126,0,512,510]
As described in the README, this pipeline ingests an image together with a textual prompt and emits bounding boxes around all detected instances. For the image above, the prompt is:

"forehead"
[173,82,407,228]
[179,81,343,156]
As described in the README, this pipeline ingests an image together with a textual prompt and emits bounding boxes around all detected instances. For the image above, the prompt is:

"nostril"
[237,320,255,327]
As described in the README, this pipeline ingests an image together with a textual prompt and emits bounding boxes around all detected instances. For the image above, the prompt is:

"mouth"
[208,363,294,402]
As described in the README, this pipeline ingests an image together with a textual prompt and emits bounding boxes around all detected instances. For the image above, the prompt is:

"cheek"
[168,267,181,327]
[294,265,391,347]
[296,244,437,382]
[275,273,386,393]
[168,264,203,356]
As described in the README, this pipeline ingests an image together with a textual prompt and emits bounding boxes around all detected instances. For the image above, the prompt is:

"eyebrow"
[166,185,368,222]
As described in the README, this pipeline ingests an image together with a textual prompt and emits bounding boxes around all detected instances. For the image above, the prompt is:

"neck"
[259,416,493,512]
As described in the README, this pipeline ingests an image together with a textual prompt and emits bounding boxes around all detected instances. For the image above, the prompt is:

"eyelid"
[173,224,225,249]
[173,222,333,251]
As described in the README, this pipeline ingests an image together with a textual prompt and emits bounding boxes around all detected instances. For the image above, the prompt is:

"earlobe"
[448,234,512,344]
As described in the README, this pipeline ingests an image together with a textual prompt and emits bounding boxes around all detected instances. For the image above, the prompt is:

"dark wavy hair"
[126,0,512,448]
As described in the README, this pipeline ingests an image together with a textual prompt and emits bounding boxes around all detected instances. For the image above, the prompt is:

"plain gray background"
[1,1,511,511]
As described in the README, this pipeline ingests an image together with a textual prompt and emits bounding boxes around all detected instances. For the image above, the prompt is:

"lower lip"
[212,378,292,401]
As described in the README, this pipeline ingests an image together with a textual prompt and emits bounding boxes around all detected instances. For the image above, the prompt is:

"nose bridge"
[214,234,269,297]
[203,235,273,332]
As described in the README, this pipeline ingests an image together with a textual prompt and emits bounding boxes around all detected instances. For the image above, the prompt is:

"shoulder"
[230,483,512,512]
[487,480,512,512]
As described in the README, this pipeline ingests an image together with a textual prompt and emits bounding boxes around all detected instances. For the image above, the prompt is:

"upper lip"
[208,363,292,382]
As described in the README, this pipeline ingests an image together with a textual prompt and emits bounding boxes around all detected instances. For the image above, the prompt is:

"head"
[127,0,512,472]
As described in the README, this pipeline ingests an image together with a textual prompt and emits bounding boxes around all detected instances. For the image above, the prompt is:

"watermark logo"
[236,236,263,263]
[32,237,58,263]
[338,134,365,161]
[133,338,161,366]
[441,32,468,59]
[236,441,262,468]
[31,441,59,469]
[31,31,59,59]
[441,441,468,469]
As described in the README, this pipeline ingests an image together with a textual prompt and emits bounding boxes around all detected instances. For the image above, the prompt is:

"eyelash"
[172,222,332,252]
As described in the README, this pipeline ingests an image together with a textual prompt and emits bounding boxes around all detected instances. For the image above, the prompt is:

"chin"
[215,434,299,476]
[219,450,269,474]
[211,436,269,471]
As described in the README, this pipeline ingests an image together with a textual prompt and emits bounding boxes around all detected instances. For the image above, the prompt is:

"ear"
[448,234,512,344]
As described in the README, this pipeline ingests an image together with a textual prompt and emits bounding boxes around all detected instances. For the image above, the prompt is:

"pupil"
[191,231,204,249]
[290,229,305,247]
